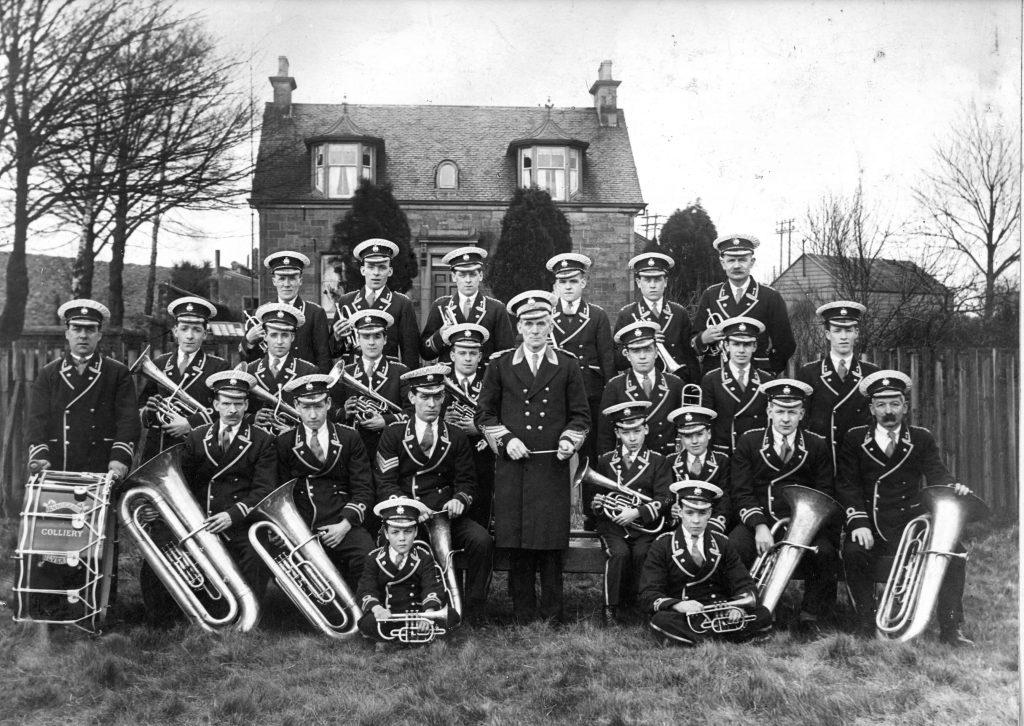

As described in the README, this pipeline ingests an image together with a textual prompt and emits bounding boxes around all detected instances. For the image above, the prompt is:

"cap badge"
[695,487,703,496]
[396,506,405,514]
[840,308,848,315]
[739,323,747,331]
[647,258,655,265]
[80,307,88,315]
[229,378,237,385]
[782,386,791,394]
[305,382,313,390]
[527,298,535,305]
[462,254,470,261]
[685,413,693,421]
[560,260,568,267]
[882,378,890,386]
[363,316,371,324]
[427,374,436,382]
[372,245,380,252]
[277,310,285,318]
[283,257,290,265]
[186,303,195,311]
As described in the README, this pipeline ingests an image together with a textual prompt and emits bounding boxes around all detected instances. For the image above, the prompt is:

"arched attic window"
[436,161,459,189]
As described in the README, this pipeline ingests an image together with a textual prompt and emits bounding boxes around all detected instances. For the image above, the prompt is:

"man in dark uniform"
[140,371,277,621]
[599,321,684,458]
[547,252,615,466]
[730,378,839,636]
[692,234,795,376]
[419,246,515,363]
[240,251,332,372]
[277,373,375,585]
[244,302,318,434]
[374,364,494,624]
[440,323,494,531]
[666,405,731,535]
[331,310,411,460]
[476,290,590,624]
[613,252,700,382]
[837,370,976,646]
[139,296,227,461]
[330,238,420,370]
[639,481,772,646]
[356,497,457,645]
[587,401,672,626]
[700,317,775,456]
[797,301,879,472]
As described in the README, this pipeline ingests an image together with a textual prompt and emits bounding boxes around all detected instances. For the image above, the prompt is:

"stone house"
[251,58,646,322]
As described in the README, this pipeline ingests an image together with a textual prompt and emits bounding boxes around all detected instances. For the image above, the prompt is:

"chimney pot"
[589,60,622,127]
[269,55,297,115]
[598,60,613,80]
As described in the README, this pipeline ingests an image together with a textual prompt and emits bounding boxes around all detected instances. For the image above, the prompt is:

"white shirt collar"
[303,424,328,449]
[177,350,197,367]
[730,279,750,297]
[220,422,239,440]
[362,356,381,373]
[562,298,580,315]
[414,417,437,454]
[875,424,899,449]
[456,371,474,387]
[388,546,408,567]
[772,429,796,452]
[458,292,476,308]
[830,353,854,369]
[277,296,299,308]
[688,451,706,468]
[644,297,663,315]
[730,363,750,379]
[685,528,705,556]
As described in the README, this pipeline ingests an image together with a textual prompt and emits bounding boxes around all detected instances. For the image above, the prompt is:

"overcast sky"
[32,0,1022,282]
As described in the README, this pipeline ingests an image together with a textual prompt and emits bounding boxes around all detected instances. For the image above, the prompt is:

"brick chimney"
[269,56,297,116]
[588,60,621,127]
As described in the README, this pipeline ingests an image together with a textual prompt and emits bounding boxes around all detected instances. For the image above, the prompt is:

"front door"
[413,242,479,326]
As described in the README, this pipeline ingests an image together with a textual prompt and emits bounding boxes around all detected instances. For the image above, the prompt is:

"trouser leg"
[508,549,537,622]
[936,542,967,630]
[842,537,879,626]
[649,611,702,646]
[729,524,756,569]
[451,517,494,605]
[597,529,629,608]
[536,549,564,622]
[323,524,375,584]
[799,533,839,619]
[626,535,656,606]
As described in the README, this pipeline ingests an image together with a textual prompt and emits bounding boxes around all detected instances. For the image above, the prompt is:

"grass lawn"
[0,522,1017,726]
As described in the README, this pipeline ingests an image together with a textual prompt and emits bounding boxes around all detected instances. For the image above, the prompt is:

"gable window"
[311,142,375,199]
[518,146,580,201]
[436,161,458,189]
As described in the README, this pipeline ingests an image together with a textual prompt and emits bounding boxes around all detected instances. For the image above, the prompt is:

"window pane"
[438,163,456,188]
[328,143,357,165]
[569,149,578,169]
[537,150,552,167]
[329,166,359,197]
[362,149,372,166]
[569,169,578,195]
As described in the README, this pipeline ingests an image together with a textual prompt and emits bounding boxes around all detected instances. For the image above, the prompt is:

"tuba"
[130,345,213,426]
[750,484,840,613]
[687,591,758,634]
[248,480,362,639]
[378,607,449,643]
[119,446,260,632]
[422,511,463,618]
[875,485,988,642]
[572,456,663,535]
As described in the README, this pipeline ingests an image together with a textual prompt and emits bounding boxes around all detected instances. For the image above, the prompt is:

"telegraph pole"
[775,218,795,270]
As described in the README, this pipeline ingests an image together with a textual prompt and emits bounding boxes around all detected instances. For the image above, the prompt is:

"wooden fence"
[0,337,1018,521]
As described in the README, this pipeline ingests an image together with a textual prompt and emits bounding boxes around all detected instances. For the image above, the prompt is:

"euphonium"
[875,485,988,642]
[750,484,840,613]
[572,456,663,535]
[687,591,758,634]
[378,606,449,643]
[130,345,213,425]
[119,445,260,632]
[248,480,362,639]
[423,511,463,618]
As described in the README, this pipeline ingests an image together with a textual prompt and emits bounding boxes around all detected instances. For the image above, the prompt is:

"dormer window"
[436,161,458,189]
[312,142,375,198]
[519,146,580,201]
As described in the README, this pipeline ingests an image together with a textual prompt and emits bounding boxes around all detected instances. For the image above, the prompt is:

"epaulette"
[607,370,628,383]
[803,430,826,441]
[208,353,227,362]
[385,355,402,364]
[555,347,578,360]
[489,348,515,361]
[747,427,767,436]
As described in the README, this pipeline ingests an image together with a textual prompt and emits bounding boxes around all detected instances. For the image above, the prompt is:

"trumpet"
[875,486,988,642]
[131,345,213,426]
[750,485,840,613]
[119,446,260,632]
[423,511,463,618]
[572,456,664,535]
[687,592,759,634]
[248,480,362,639]
[377,607,449,643]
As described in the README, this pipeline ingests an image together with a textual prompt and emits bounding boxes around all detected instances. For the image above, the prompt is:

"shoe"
[939,628,975,648]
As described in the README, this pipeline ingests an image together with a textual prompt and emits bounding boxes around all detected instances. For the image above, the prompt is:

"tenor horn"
[378,607,449,643]
[422,511,463,618]
[750,484,840,613]
[248,480,362,639]
[119,446,260,632]
[331,365,405,416]
[572,456,664,535]
[875,486,988,642]
[131,345,213,425]
[687,591,759,634]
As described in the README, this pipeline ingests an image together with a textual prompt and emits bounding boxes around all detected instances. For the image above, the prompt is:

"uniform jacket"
[669,450,732,533]
[241,297,333,373]
[796,356,880,470]
[835,423,954,543]
[638,528,756,612]
[613,300,701,383]
[356,545,446,614]
[330,287,420,370]
[419,292,515,362]
[700,365,774,454]
[692,279,795,374]
[276,422,374,529]
[598,369,684,457]
[27,352,140,472]
[139,349,228,459]
[245,353,318,418]
[374,418,477,512]
[731,426,835,530]
[551,300,615,399]
[475,345,590,549]
[330,356,411,454]
[587,448,672,537]
[180,421,277,540]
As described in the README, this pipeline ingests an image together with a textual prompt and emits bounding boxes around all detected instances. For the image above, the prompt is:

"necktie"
[642,374,653,397]
[177,354,189,377]
[366,291,377,307]
[733,286,743,304]
[420,424,434,456]
[689,457,702,477]
[736,369,747,392]
[269,357,281,376]
[530,353,540,375]
[74,356,88,376]
[219,427,233,452]
[885,430,897,457]
[309,430,325,463]
[461,297,471,320]
[837,359,848,381]
[780,438,792,463]
[690,534,704,566]
[462,377,471,395]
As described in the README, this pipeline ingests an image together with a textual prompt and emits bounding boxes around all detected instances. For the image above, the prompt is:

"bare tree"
[914,102,1021,320]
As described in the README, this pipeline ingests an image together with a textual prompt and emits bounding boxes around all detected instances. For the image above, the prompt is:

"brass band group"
[15,232,986,648]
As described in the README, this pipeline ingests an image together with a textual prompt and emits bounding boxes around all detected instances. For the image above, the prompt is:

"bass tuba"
[248,480,362,639]
[422,511,463,618]
[119,446,260,631]
[875,485,988,642]
[750,484,840,613]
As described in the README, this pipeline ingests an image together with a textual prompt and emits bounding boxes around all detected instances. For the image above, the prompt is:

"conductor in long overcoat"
[476,290,590,623]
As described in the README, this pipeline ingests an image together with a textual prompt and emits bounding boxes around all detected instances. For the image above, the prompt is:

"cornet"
[704,312,726,361]
[687,592,758,634]
[378,607,450,643]
[243,311,269,354]
[131,346,213,426]
[655,340,687,376]
[440,304,458,329]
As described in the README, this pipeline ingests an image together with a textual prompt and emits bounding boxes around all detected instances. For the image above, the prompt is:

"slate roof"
[780,253,949,295]
[252,102,644,207]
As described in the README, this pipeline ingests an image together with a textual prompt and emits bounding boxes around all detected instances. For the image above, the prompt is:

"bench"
[454,530,607,574]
